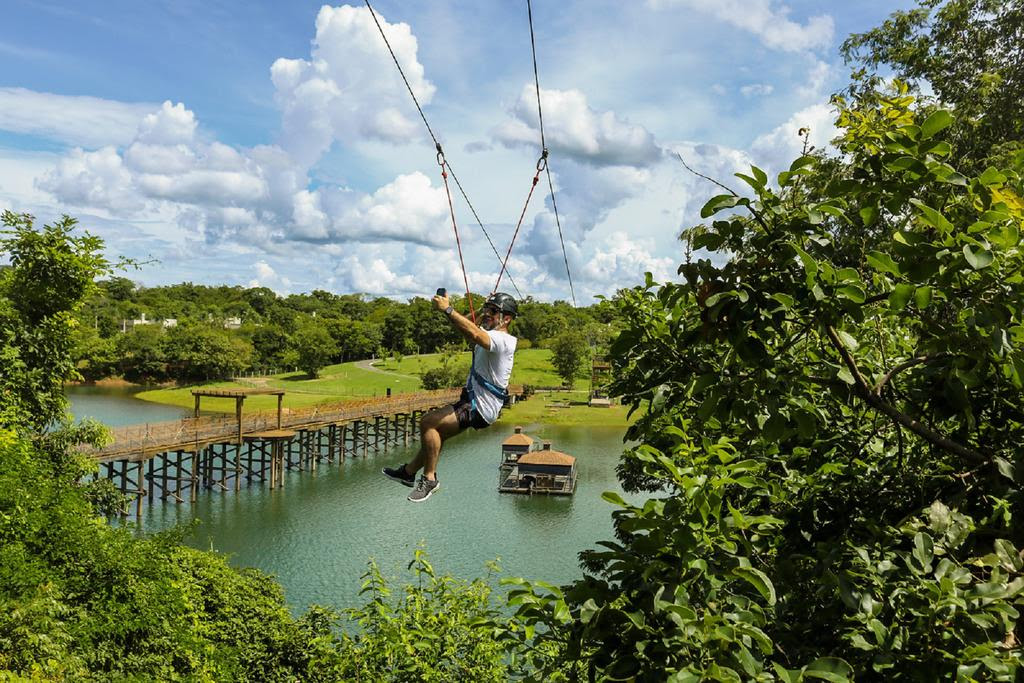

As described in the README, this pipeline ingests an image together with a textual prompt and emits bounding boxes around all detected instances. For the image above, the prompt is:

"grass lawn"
[375,347,565,387]
[495,389,636,431]
[136,348,615,424]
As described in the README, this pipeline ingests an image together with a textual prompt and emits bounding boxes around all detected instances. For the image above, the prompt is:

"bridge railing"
[83,389,461,460]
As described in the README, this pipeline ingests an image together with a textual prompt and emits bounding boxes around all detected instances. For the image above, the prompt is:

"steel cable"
[364,0,523,300]
[526,0,577,307]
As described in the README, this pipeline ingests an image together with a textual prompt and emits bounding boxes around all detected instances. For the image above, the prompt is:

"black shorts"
[452,388,490,430]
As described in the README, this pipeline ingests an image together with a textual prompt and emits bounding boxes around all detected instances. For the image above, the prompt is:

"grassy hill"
[137,348,567,413]
[135,348,634,427]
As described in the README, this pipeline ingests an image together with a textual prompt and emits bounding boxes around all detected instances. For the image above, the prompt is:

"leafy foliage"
[0,212,110,430]
[503,94,1024,680]
[290,322,337,379]
[335,550,514,682]
[0,212,347,679]
[842,0,1024,171]
[550,330,591,389]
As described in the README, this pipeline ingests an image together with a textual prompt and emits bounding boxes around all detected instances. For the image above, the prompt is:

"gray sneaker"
[407,476,440,503]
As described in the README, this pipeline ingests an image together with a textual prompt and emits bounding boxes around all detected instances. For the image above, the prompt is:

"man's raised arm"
[433,293,491,349]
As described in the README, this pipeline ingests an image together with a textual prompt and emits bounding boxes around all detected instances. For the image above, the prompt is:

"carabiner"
[436,142,446,168]
[536,148,549,172]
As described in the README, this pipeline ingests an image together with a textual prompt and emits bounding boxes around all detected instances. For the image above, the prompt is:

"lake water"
[65,387,632,615]
[66,385,190,425]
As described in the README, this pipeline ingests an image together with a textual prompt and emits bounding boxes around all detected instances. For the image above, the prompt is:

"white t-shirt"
[466,329,517,424]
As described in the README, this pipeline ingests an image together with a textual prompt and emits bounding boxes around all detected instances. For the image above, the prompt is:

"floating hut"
[501,425,534,466]
[499,441,577,495]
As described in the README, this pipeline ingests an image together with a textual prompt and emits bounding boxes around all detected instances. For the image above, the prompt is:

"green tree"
[0,212,111,430]
[291,323,336,378]
[842,0,1024,170]
[328,317,382,362]
[251,325,289,369]
[0,211,352,679]
[335,550,518,681]
[100,276,135,301]
[115,325,166,383]
[242,286,279,318]
[419,344,468,390]
[71,324,118,382]
[162,324,253,381]
[408,296,459,353]
[508,97,1024,680]
[550,330,590,389]
[382,305,413,352]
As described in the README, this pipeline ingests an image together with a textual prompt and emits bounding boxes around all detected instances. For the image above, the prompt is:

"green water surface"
[68,387,632,614]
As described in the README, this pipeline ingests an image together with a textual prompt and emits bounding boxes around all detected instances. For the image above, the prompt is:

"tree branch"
[825,326,987,466]
[675,153,774,234]
[675,153,739,197]
[873,353,950,396]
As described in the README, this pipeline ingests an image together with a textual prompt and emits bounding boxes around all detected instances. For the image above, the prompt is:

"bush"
[335,550,514,681]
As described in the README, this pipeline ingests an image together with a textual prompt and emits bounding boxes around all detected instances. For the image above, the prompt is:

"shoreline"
[66,377,181,389]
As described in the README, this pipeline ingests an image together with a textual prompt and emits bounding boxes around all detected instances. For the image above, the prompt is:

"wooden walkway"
[81,386,528,520]
[83,389,462,463]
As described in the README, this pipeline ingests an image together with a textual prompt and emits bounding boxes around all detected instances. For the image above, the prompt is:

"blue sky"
[0,0,915,301]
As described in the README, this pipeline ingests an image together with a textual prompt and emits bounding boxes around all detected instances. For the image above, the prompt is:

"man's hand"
[433,293,450,312]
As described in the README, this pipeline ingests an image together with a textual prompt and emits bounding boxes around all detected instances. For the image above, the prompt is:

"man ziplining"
[382,290,518,502]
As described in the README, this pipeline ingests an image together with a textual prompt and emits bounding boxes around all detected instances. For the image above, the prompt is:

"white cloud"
[750,102,838,173]
[0,87,155,149]
[648,0,834,52]
[797,59,835,99]
[522,160,653,281]
[0,3,856,302]
[493,85,662,168]
[315,171,451,246]
[580,232,676,286]
[271,4,435,168]
[38,146,146,213]
[249,260,292,293]
[135,101,198,146]
[741,84,774,97]
[0,150,62,211]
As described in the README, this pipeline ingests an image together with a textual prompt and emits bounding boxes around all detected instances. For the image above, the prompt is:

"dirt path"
[354,359,419,380]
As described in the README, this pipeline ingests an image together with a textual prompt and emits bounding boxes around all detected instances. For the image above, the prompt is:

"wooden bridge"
[81,388,496,520]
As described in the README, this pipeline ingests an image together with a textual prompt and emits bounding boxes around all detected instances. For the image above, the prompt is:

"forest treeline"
[73,280,615,382]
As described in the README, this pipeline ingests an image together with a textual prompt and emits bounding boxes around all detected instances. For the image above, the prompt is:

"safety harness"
[467,349,509,415]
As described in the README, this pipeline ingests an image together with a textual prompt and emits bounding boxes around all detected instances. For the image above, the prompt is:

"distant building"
[223,316,242,330]
[121,313,178,332]
[122,312,153,332]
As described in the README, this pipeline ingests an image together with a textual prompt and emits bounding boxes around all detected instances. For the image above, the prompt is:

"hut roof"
[519,449,575,466]
[502,426,534,447]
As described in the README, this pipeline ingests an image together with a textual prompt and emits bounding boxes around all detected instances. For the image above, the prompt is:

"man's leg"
[405,406,462,481]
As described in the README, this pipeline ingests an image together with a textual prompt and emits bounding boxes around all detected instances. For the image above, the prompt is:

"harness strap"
[467,350,508,414]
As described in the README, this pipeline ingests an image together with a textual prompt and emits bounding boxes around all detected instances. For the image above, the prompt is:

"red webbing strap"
[494,151,547,294]
[439,151,476,324]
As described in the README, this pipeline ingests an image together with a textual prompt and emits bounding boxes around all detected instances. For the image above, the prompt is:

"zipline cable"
[364,0,523,301]
[526,0,577,307]
[439,150,476,323]
[494,151,546,294]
